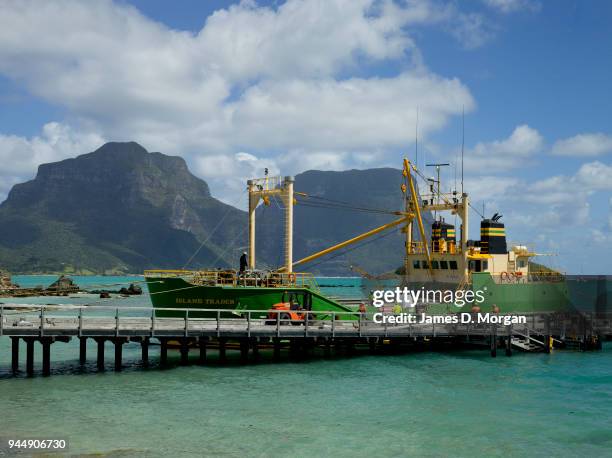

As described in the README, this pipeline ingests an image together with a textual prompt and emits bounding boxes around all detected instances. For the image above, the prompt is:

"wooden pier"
[1,305,609,377]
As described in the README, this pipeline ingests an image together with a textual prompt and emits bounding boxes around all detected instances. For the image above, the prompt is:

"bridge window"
[421,261,429,269]
[413,260,420,269]
[432,261,439,269]
[449,260,458,270]
[517,259,526,268]
[440,261,449,270]
[482,260,489,271]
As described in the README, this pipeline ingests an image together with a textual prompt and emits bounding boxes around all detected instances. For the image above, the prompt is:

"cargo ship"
[146,160,572,316]
[398,159,571,314]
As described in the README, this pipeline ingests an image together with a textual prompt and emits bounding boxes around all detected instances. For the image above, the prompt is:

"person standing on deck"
[239,251,248,273]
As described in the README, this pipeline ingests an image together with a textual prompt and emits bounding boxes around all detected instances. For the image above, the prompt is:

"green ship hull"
[408,272,573,314]
[146,275,356,319]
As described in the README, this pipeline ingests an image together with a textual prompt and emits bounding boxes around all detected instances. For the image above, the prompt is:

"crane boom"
[277,215,412,271]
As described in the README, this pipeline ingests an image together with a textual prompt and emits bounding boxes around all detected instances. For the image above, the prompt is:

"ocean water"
[1,276,611,457]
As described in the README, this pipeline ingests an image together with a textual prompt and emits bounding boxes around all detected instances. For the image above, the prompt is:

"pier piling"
[219,338,227,362]
[114,338,124,371]
[42,338,51,376]
[324,338,331,357]
[141,338,149,366]
[79,337,87,364]
[240,339,249,364]
[160,338,168,366]
[11,337,19,373]
[273,338,281,361]
[198,337,207,364]
[26,338,34,376]
[179,338,189,366]
[506,326,512,357]
[251,338,259,361]
[369,338,377,354]
[96,338,105,370]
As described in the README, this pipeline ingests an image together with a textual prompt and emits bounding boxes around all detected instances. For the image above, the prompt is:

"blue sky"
[0,0,610,273]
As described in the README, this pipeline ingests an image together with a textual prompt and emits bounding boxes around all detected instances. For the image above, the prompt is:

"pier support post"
[240,339,249,364]
[251,338,259,361]
[179,338,189,366]
[324,338,331,358]
[218,338,227,363]
[369,338,377,355]
[345,339,354,357]
[141,338,149,366]
[11,337,19,374]
[114,338,124,371]
[198,337,207,364]
[26,338,35,376]
[160,338,168,367]
[505,325,512,357]
[289,339,300,361]
[96,338,105,371]
[273,338,281,361]
[545,315,551,354]
[490,332,497,358]
[41,338,51,376]
[79,337,87,364]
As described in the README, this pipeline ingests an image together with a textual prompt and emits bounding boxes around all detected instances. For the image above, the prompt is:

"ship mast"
[247,175,295,273]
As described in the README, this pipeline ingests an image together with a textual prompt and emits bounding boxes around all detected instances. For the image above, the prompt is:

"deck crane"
[261,159,433,276]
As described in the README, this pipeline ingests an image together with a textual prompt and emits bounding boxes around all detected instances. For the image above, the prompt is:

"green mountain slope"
[0,142,245,273]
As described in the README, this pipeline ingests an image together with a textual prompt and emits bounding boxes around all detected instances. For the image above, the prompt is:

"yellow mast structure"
[404,159,433,276]
[248,175,295,273]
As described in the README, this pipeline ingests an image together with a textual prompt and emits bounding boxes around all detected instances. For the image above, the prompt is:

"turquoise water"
[1,276,611,457]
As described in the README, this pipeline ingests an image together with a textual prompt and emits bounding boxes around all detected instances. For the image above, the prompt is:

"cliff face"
[0,142,245,273]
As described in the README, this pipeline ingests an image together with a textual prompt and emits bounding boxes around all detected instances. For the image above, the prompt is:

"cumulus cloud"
[482,0,541,14]
[0,0,480,200]
[551,132,612,157]
[464,124,543,171]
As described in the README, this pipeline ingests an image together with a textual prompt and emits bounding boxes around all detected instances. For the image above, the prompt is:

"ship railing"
[145,269,319,291]
[250,175,284,191]
[408,241,460,255]
[407,242,427,254]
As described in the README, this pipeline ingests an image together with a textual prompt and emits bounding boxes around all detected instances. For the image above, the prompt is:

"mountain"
[0,142,245,273]
[0,142,428,275]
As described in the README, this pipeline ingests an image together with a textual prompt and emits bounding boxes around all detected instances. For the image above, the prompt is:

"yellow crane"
[275,158,433,274]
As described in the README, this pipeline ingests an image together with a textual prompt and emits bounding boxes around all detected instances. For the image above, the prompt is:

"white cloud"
[574,161,612,190]
[551,133,612,157]
[464,124,543,171]
[0,122,104,197]
[449,12,496,49]
[0,0,479,200]
[482,0,541,14]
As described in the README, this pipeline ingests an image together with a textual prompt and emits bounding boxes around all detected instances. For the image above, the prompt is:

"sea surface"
[1,276,611,457]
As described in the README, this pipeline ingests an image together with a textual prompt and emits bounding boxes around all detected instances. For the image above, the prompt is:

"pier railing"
[1,304,610,340]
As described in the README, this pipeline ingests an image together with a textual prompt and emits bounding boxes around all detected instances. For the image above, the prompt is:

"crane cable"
[182,187,247,269]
